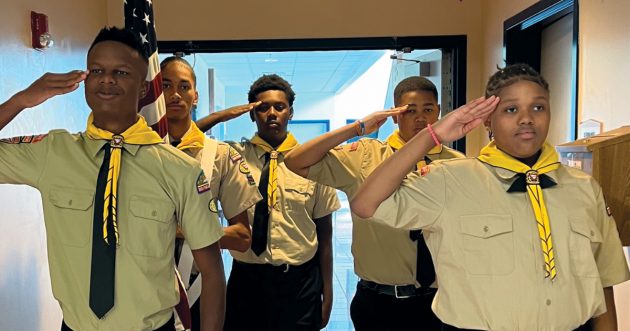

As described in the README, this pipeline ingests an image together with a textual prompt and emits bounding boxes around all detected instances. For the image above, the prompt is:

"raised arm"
[195,102,261,133]
[284,106,407,178]
[350,96,499,218]
[0,71,87,131]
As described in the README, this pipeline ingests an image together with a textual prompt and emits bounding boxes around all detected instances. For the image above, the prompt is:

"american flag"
[124,0,168,138]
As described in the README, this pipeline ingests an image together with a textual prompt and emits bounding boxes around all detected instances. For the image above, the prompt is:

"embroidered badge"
[606,205,613,217]
[420,165,430,177]
[525,170,540,185]
[239,161,251,174]
[246,173,256,186]
[196,172,211,194]
[228,147,242,164]
[349,141,359,152]
[0,134,48,144]
[209,199,218,213]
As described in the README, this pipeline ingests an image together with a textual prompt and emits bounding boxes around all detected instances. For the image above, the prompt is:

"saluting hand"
[431,96,499,144]
[13,70,88,109]
[359,105,409,135]
[220,101,262,120]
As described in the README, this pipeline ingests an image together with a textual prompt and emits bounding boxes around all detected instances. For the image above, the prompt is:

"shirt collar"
[480,160,560,191]
[83,132,141,157]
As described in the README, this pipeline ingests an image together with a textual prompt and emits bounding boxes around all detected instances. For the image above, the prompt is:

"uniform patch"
[420,165,430,177]
[239,161,251,174]
[228,147,242,164]
[349,141,359,152]
[606,205,613,217]
[209,199,218,213]
[196,172,211,194]
[246,173,256,186]
[333,145,344,151]
[0,134,48,144]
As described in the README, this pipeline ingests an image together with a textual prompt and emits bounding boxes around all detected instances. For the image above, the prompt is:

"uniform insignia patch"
[246,173,256,186]
[0,134,48,144]
[228,148,242,164]
[239,161,251,174]
[349,141,359,152]
[606,205,613,217]
[209,199,218,213]
[420,165,430,177]
[196,172,211,194]
[333,145,343,151]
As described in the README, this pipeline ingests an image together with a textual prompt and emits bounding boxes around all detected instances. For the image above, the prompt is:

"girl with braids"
[351,63,629,330]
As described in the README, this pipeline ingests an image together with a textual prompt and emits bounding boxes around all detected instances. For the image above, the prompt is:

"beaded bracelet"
[426,124,441,146]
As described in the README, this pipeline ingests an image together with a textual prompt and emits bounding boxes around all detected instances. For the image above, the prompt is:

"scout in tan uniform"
[197,74,340,331]
[0,27,225,331]
[284,76,463,330]
[352,64,630,331]
[160,56,262,331]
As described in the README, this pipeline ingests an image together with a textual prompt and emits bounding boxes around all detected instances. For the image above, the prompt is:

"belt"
[234,257,316,274]
[358,279,436,299]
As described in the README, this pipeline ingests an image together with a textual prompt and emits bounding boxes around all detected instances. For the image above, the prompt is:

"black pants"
[350,281,443,331]
[441,319,592,331]
[61,315,175,331]
[224,258,322,331]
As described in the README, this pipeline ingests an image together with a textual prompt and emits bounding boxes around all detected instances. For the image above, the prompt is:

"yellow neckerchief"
[85,113,163,245]
[386,129,443,168]
[250,132,298,212]
[478,141,561,281]
[175,122,206,151]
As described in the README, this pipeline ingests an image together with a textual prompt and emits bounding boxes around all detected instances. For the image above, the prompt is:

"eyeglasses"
[255,102,290,112]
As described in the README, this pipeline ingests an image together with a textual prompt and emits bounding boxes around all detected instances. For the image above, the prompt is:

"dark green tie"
[89,144,116,318]
[251,153,271,256]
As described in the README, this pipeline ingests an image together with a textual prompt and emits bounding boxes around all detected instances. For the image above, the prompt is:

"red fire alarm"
[31,11,54,49]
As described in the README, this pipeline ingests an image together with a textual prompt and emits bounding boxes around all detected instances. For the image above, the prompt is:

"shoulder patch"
[349,141,359,152]
[196,171,211,194]
[246,173,256,186]
[0,134,48,144]
[239,161,251,174]
[420,165,431,177]
[228,147,243,164]
[209,198,219,213]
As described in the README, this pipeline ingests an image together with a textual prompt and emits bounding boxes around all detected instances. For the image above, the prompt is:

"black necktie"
[89,144,116,318]
[251,153,271,256]
[410,155,436,287]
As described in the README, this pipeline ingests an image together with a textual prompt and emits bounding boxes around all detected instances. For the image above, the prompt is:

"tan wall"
[579,0,630,132]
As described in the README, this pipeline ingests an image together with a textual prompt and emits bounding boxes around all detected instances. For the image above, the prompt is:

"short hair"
[485,63,549,97]
[160,56,197,87]
[248,74,296,106]
[393,76,439,106]
[88,26,148,63]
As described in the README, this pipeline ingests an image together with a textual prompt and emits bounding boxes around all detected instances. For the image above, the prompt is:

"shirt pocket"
[282,176,315,216]
[568,217,603,278]
[48,187,94,247]
[459,214,514,276]
[127,195,175,258]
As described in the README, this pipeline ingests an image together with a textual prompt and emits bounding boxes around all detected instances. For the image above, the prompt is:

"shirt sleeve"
[591,179,630,287]
[306,141,364,193]
[0,133,50,187]
[311,182,341,219]
[178,166,224,250]
[371,163,446,231]
[216,145,262,219]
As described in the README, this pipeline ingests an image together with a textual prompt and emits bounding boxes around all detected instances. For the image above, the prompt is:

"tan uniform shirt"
[0,130,223,331]
[184,141,262,219]
[307,138,464,286]
[229,140,340,265]
[372,157,630,330]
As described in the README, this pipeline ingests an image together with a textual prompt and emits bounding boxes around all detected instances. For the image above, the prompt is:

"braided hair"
[485,63,549,98]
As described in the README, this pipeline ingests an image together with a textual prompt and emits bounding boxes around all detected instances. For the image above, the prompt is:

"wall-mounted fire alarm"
[31,11,54,49]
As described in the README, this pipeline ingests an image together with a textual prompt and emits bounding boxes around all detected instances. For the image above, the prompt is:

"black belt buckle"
[394,284,414,299]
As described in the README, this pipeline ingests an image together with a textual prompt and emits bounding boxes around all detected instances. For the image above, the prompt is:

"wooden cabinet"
[556,126,630,246]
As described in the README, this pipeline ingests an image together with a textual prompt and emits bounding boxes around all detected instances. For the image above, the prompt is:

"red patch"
[420,165,430,177]
[0,134,48,144]
[349,142,359,152]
